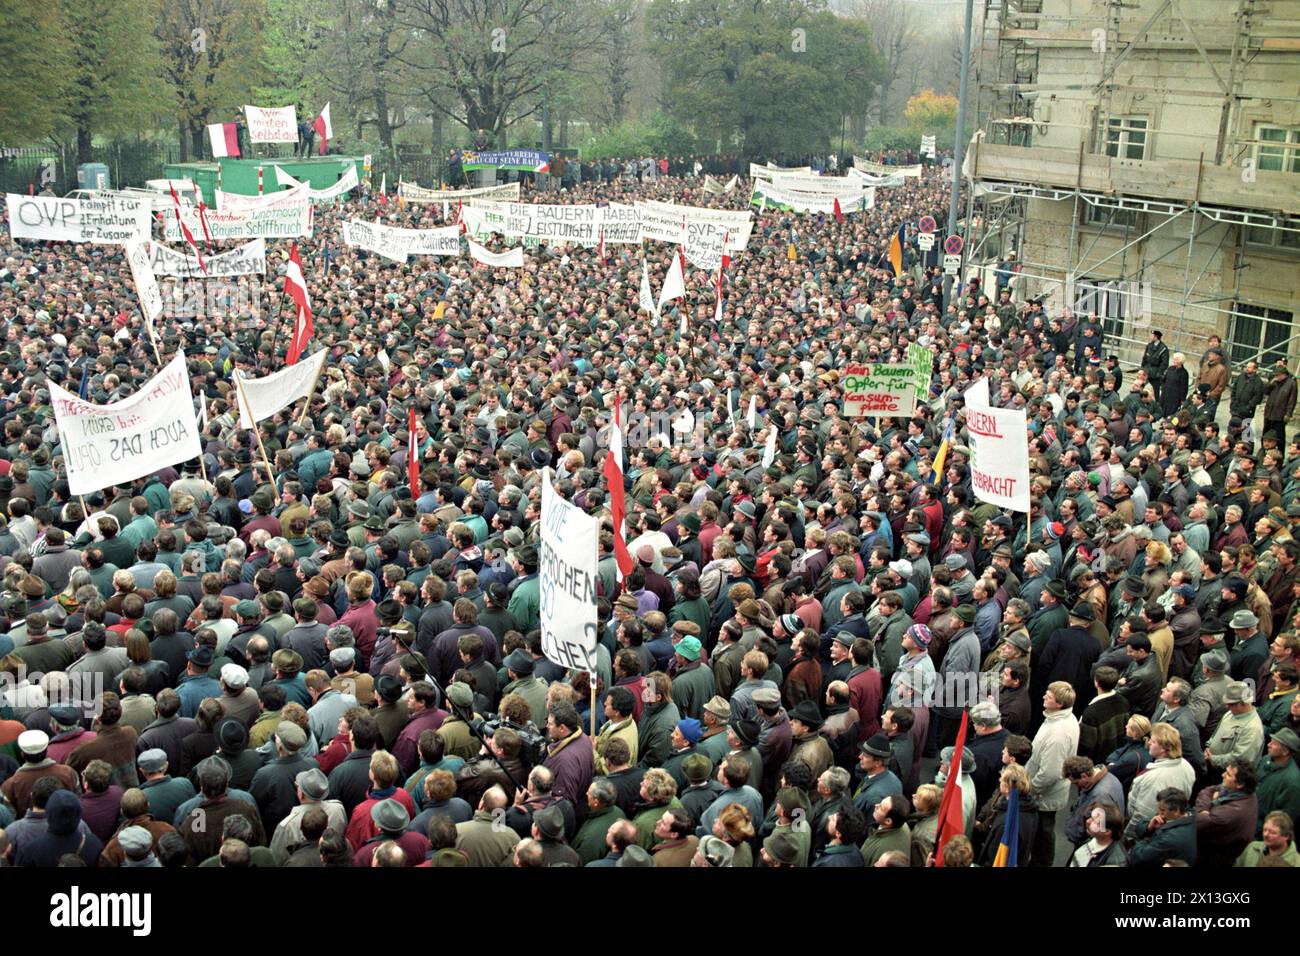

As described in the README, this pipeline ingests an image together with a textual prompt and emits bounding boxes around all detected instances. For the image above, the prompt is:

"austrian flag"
[283,243,314,366]
[312,103,332,155]
[602,397,633,582]
[207,122,240,158]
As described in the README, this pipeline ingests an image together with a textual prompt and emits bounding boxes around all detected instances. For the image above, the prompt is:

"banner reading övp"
[539,471,599,673]
[49,353,202,495]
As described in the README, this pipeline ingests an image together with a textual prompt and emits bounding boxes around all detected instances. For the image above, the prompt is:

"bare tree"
[848,0,921,125]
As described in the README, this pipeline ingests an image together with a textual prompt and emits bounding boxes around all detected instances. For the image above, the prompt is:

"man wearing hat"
[668,630,713,721]
[1189,647,1231,740]
[697,697,732,766]
[1115,634,1162,717]
[725,718,765,792]
[0,730,80,818]
[1027,579,1070,656]
[853,733,903,821]
[933,602,980,747]
[661,718,705,790]
[1255,728,1300,832]
[268,767,348,863]
[506,544,541,632]
[788,700,833,780]
[353,798,430,868]
[1206,680,1266,775]
[1228,609,1269,685]
[1033,602,1102,717]
[248,720,318,835]
[502,647,548,726]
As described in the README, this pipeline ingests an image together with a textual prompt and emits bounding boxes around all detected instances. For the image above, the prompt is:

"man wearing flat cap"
[1033,602,1101,717]
[248,721,319,835]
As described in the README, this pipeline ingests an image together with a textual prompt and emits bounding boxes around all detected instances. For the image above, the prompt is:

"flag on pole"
[888,222,906,278]
[377,173,387,206]
[746,394,757,429]
[598,226,606,264]
[323,241,332,275]
[167,184,206,274]
[713,231,730,324]
[638,253,659,320]
[928,411,956,486]
[407,405,420,499]
[283,243,314,366]
[312,103,333,155]
[657,248,685,308]
[833,197,845,224]
[761,424,777,469]
[787,225,797,261]
[933,710,970,866]
[207,122,240,158]
[602,396,634,583]
[992,785,1020,867]
[77,366,90,400]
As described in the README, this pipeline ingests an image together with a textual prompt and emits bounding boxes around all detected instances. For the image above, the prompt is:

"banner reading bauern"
[963,380,1030,512]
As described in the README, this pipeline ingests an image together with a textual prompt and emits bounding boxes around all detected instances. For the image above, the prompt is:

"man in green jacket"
[507,545,540,632]
[501,649,549,727]
[573,778,626,865]
[1255,728,1300,835]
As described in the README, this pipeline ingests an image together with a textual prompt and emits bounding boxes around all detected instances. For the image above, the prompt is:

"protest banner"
[273,165,359,202]
[847,167,905,187]
[600,203,642,244]
[539,470,599,673]
[149,238,267,278]
[163,202,311,241]
[397,181,520,202]
[124,240,164,325]
[460,148,551,172]
[841,363,918,417]
[216,183,310,213]
[748,163,811,181]
[466,238,524,268]
[765,172,872,199]
[636,202,752,253]
[233,348,327,429]
[963,381,1030,512]
[854,157,922,177]
[921,134,937,158]
[751,179,874,214]
[907,343,934,402]
[6,192,151,244]
[341,219,460,260]
[49,353,202,495]
[244,105,299,143]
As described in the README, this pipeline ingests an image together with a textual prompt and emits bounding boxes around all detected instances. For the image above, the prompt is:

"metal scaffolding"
[964,0,1300,367]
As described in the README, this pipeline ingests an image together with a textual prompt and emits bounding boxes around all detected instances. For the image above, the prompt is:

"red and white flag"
[933,710,970,866]
[312,103,332,155]
[207,122,240,158]
[602,396,634,583]
[377,173,387,206]
[714,230,731,324]
[407,405,420,499]
[283,243,314,365]
[167,184,205,274]
[833,196,844,224]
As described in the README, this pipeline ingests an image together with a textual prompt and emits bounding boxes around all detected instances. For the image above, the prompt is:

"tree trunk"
[179,124,190,163]
[190,125,205,162]
[77,127,93,166]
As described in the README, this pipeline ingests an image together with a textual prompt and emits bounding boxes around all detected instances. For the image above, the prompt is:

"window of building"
[1105,116,1148,160]
[1074,277,1127,341]
[1244,216,1300,252]
[1082,202,1139,230]
[1254,124,1300,173]
[1228,302,1292,368]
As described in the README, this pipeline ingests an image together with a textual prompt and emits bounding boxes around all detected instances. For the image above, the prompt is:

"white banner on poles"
[539,470,599,672]
[853,157,922,178]
[164,202,311,241]
[752,179,874,214]
[749,163,811,181]
[466,237,524,268]
[216,182,310,213]
[398,181,521,202]
[341,219,461,260]
[963,380,1030,512]
[149,238,266,277]
[50,353,202,495]
[234,348,327,429]
[636,202,751,255]
[124,240,164,323]
[6,192,151,244]
[273,165,359,202]
[244,105,299,143]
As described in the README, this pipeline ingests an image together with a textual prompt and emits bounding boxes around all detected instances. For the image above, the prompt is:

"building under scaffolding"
[963,0,1300,370]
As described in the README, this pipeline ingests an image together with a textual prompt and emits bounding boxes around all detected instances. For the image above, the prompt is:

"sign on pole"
[963,381,1030,512]
[943,234,964,255]
[918,233,935,251]
[943,254,961,275]
[539,471,599,673]
[49,353,202,495]
[841,363,918,417]
[234,348,328,429]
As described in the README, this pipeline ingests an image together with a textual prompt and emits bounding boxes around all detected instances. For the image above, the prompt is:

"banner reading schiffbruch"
[539,470,599,673]
[49,353,202,495]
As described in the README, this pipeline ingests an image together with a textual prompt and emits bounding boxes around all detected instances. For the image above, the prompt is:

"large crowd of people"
[0,157,1297,870]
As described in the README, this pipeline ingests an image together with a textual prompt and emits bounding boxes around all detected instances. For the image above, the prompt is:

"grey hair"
[1006,598,1032,621]
[970,700,1002,728]
[822,766,851,796]
[224,538,247,562]
[589,777,618,807]
[325,624,355,648]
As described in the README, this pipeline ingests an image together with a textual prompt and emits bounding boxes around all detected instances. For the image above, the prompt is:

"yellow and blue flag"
[928,411,956,485]
[992,786,1020,867]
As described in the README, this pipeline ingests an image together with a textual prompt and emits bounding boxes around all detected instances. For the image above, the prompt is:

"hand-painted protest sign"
[244,105,298,143]
[600,203,642,244]
[6,192,151,244]
[398,181,521,202]
[234,348,327,429]
[49,353,202,495]
[854,157,922,177]
[963,381,1030,512]
[124,240,163,323]
[539,471,599,672]
[149,238,267,278]
[341,219,460,260]
[216,183,310,212]
[842,363,918,417]
[907,343,934,402]
[460,149,551,172]
[164,202,311,240]
[636,202,752,254]
[273,165,358,202]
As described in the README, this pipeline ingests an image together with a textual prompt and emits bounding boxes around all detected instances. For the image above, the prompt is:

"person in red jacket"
[344,750,416,849]
[1194,757,1260,867]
